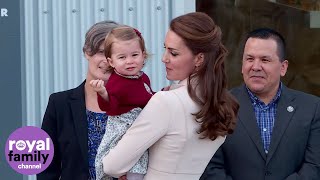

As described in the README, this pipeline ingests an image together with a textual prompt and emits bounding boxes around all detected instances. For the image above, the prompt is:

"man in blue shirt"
[201,28,320,180]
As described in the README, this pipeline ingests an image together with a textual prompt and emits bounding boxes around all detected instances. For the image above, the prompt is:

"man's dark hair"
[243,28,286,62]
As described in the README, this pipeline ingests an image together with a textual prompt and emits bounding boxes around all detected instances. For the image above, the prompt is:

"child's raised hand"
[90,79,110,101]
[89,79,107,94]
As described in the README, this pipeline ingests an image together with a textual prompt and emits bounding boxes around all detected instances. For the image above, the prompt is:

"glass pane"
[197,0,320,96]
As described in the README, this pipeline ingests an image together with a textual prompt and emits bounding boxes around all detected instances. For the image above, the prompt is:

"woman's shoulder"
[152,86,189,105]
[49,89,72,101]
[48,81,85,102]
[155,85,199,114]
[166,84,189,99]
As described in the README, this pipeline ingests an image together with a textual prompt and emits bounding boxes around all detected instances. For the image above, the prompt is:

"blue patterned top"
[246,83,282,154]
[86,109,108,180]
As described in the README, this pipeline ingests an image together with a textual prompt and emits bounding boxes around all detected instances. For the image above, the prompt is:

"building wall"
[20,0,195,179]
[22,0,195,128]
[0,1,23,180]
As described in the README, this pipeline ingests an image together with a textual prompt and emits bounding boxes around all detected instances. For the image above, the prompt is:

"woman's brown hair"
[170,12,239,140]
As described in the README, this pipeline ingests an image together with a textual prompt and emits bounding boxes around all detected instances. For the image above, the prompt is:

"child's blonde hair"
[104,26,148,59]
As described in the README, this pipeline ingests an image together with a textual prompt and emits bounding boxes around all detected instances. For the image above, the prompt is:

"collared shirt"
[246,83,282,154]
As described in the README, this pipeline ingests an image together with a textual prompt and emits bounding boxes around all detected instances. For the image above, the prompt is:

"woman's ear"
[84,52,90,61]
[195,53,204,67]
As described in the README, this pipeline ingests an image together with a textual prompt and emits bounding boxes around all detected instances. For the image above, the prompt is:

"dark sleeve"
[37,94,61,180]
[285,100,320,180]
[200,147,233,180]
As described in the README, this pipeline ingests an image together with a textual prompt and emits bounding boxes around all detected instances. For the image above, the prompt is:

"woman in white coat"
[102,12,239,180]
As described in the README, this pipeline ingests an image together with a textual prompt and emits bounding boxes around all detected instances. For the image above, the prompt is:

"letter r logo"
[1,8,8,17]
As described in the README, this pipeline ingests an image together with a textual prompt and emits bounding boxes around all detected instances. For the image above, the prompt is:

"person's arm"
[285,100,320,180]
[200,147,233,180]
[102,91,172,177]
[90,79,120,113]
[90,79,109,101]
[37,94,61,180]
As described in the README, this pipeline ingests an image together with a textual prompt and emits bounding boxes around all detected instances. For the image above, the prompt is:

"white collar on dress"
[169,78,188,90]
[179,78,188,85]
[114,69,143,79]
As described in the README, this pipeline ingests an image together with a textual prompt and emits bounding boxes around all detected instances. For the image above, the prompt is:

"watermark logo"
[5,126,54,175]
[1,8,8,17]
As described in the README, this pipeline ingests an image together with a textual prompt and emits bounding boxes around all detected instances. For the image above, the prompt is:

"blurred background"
[197,0,320,96]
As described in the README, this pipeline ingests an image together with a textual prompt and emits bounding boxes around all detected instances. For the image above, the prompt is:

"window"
[197,0,320,96]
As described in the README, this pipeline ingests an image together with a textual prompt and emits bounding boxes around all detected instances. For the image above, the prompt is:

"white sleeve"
[102,91,172,177]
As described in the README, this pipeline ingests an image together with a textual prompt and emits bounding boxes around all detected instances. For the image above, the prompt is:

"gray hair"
[82,20,119,56]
